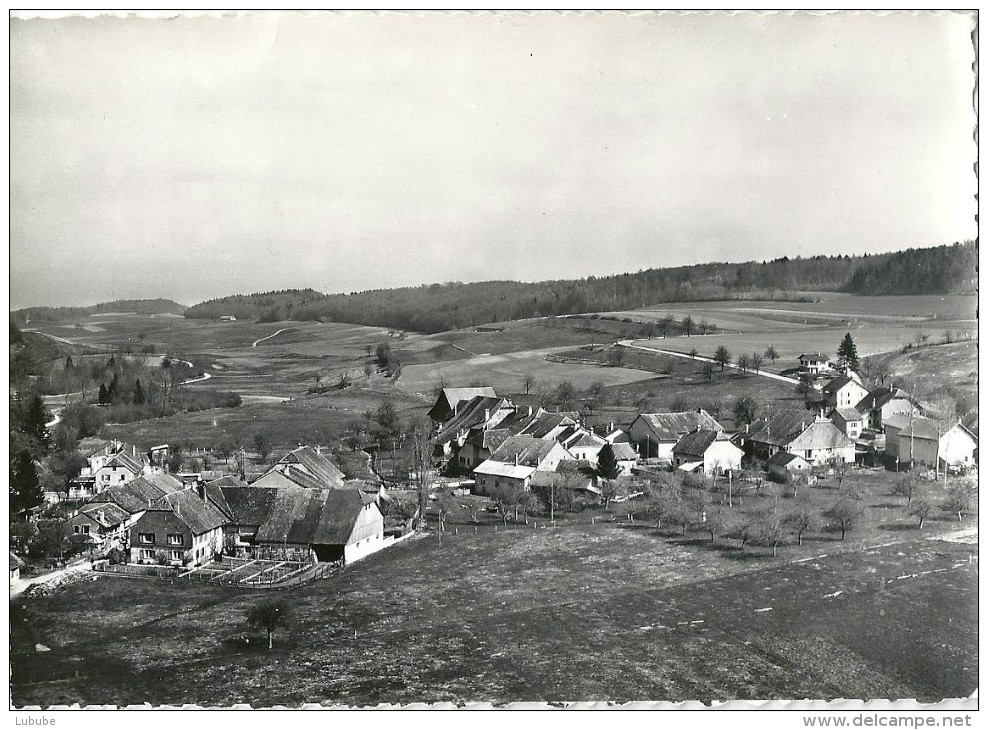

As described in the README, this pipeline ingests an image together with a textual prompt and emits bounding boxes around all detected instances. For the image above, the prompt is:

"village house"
[433,395,516,467]
[740,413,855,465]
[85,472,185,537]
[602,441,639,475]
[854,385,921,432]
[798,353,832,375]
[473,435,572,495]
[427,386,498,426]
[252,445,346,490]
[558,427,607,464]
[672,430,743,476]
[830,407,865,440]
[69,440,150,499]
[884,415,978,471]
[529,459,601,497]
[218,483,386,564]
[628,410,724,462]
[10,552,25,584]
[821,374,870,411]
[766,451,813,482]
[457,428,512,473]
[63,502,130,549]
[130,489,228,567]
[515,410,581,440]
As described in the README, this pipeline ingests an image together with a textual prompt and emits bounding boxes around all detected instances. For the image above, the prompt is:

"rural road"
[10,561,91,600]
[252,328,292,347]
[618,339,800,385]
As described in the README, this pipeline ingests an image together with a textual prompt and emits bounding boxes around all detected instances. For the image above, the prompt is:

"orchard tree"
[246,599,290,650]
[892,475,918,506]
[825,498,862,540]
[909,498,933,529]
[682,316,695,336]
[750,352,764,373]
[736,353,750,373]
[941,484,972,522]
[764,345,779,363]
[732,395,759,426]
[522,373,536,395]
[783,497,817,546]
[713,345,732,371]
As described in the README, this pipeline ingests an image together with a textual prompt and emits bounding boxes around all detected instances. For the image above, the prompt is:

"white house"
[822,375,870,411]
[628,410,724,462]
[798,353,832,375]
[473,436,572,495]
[830,407,865,440]
[671,430,743,476]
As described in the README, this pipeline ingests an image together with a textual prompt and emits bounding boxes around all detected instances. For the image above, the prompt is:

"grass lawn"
[11,468,977,707]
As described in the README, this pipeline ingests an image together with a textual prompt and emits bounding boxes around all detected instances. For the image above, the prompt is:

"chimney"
[484,409,490,422]
[528,406,534,417]
[744,423,749,433]
[316,445,322,455]
[514,453,519,466]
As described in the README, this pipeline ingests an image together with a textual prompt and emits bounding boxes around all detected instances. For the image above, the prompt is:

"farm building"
[434,395,516,464]
[798,353,832,374]
[822,375,870,411]
[740,414,855,465]
[219,484,385,564]
[427,386,498,425]
[558,428,607,464]
[86,472,184,532]
[515,410,581,440]
[599,441,639,475]
[129,489,228,567]
[884,416,978,471]
[10,552,25,584]
[855,386,920,432]
[672,430,743,476]
[629,410,723,462]
[457,428,512,473]
[830,407,865,440]
[529,459,601,496]
[252,445,345,490]
[63,502,130,549]
[473,435,572,495]
[767,451,813,481]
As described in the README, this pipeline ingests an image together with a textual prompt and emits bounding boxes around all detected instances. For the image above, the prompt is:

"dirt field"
[10,505,977,706]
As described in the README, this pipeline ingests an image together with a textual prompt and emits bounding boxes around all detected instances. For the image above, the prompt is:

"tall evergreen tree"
[133,379,145,405]
[10,449,43,513]
[21,393,51,451]
[107,373,119,403]
[596,443,621,480]
[65,355,74,370]
[836,333,860,372]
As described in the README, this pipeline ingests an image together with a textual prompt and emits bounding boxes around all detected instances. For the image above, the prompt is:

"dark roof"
[88,474,181,514]
[151,489,229,535]
[856,386,914,413]
[489,435,559,467]
[529,460,596,490]
[311,490,371,544]
[895,416,942,441]
[798,353,829,362]
[274,446,345,487]
[220,485,280,526]
[744,412,812,447]
[78,502,130,528]
[672,430,731,459]
[464,427,512,453]
[517,411,579,438]
[10,551,25,569]
[767,451,808,467]
[962,411,978,438]
[822,375,855,394]
[633,410,723,442]
[103,451,145,474]
[203,476,246,520]
[428,387,497,421]
[435,396,508,444]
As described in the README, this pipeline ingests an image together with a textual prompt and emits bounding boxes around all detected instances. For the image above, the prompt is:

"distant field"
[397,346,658,397]
[11,474,977,706]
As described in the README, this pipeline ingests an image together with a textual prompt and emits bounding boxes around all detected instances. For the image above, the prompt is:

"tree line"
[182,241,976,334]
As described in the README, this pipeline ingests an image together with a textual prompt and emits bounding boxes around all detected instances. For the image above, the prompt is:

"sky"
[9,11,978,309]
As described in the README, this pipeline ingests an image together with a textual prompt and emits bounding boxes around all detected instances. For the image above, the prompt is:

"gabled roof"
[464,427,511,453]
[604,428,631,444]
[894,416,942,441]
[220,485,279,526]
[473,461,536,480]
[672,430,735,459]
[150,489,228,535]
[102,451,144,474]
[632,410,723,442]
[789,420,855,450]
[832,407,863,422]
[435,396,510,445]
[529,460,598,490]
[77,502,130,528]
[203,475,247,520]
[273,446,345,487]
[767,451,810,467]
[822,375,859,394]
[855,386,915,413]
[428,387,497,421]
[798,353,830,362]
[311,490,375,545]
[489,435,560,467]
[744,412,814,447]
[88,474,181,514]
[251,486,374,546]
[608,442,639,461]
[516,411,580,439]
[87,441,144,461]
[561,429,605,450]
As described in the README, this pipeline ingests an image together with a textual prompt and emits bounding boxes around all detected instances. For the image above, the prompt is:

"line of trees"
[183,241,976,334]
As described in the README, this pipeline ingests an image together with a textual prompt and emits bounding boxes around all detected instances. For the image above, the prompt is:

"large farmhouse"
[740,413,855,465]
[628,410,723,461]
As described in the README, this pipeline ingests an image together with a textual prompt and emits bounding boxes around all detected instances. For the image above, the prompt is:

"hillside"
[183,242,976,334]
[10,298,187,324]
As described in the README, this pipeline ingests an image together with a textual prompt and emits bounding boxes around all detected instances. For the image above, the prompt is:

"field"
[11,471,977,705]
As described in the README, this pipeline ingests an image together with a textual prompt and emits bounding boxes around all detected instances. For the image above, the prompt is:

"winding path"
[252,328,292,348]
[618,339,800,385]
[10,560,91,600]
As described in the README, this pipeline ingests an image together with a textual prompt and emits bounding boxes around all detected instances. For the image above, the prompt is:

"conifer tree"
[836,333,859,371]
[98,382,109,405]
[596,443,621,480]
[133,379,145,405]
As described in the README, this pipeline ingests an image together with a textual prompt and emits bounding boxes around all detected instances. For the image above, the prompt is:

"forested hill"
[11,298,187,324]
[184,241,976,334]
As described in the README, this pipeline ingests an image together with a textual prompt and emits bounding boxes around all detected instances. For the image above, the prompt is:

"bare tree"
[764,344,779,363]
[750,352,764,373]
[909,498,933,529]
[522,373,536,395]
[246,599,290,650]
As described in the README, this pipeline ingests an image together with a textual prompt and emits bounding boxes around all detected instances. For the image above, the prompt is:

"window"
[73,525,80,534]
[170,550,182,562]
[140,549,154,561]
[139,533,154,544]
[119,474,126,481]
[82,525,90,535]
[167,534,183,546]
